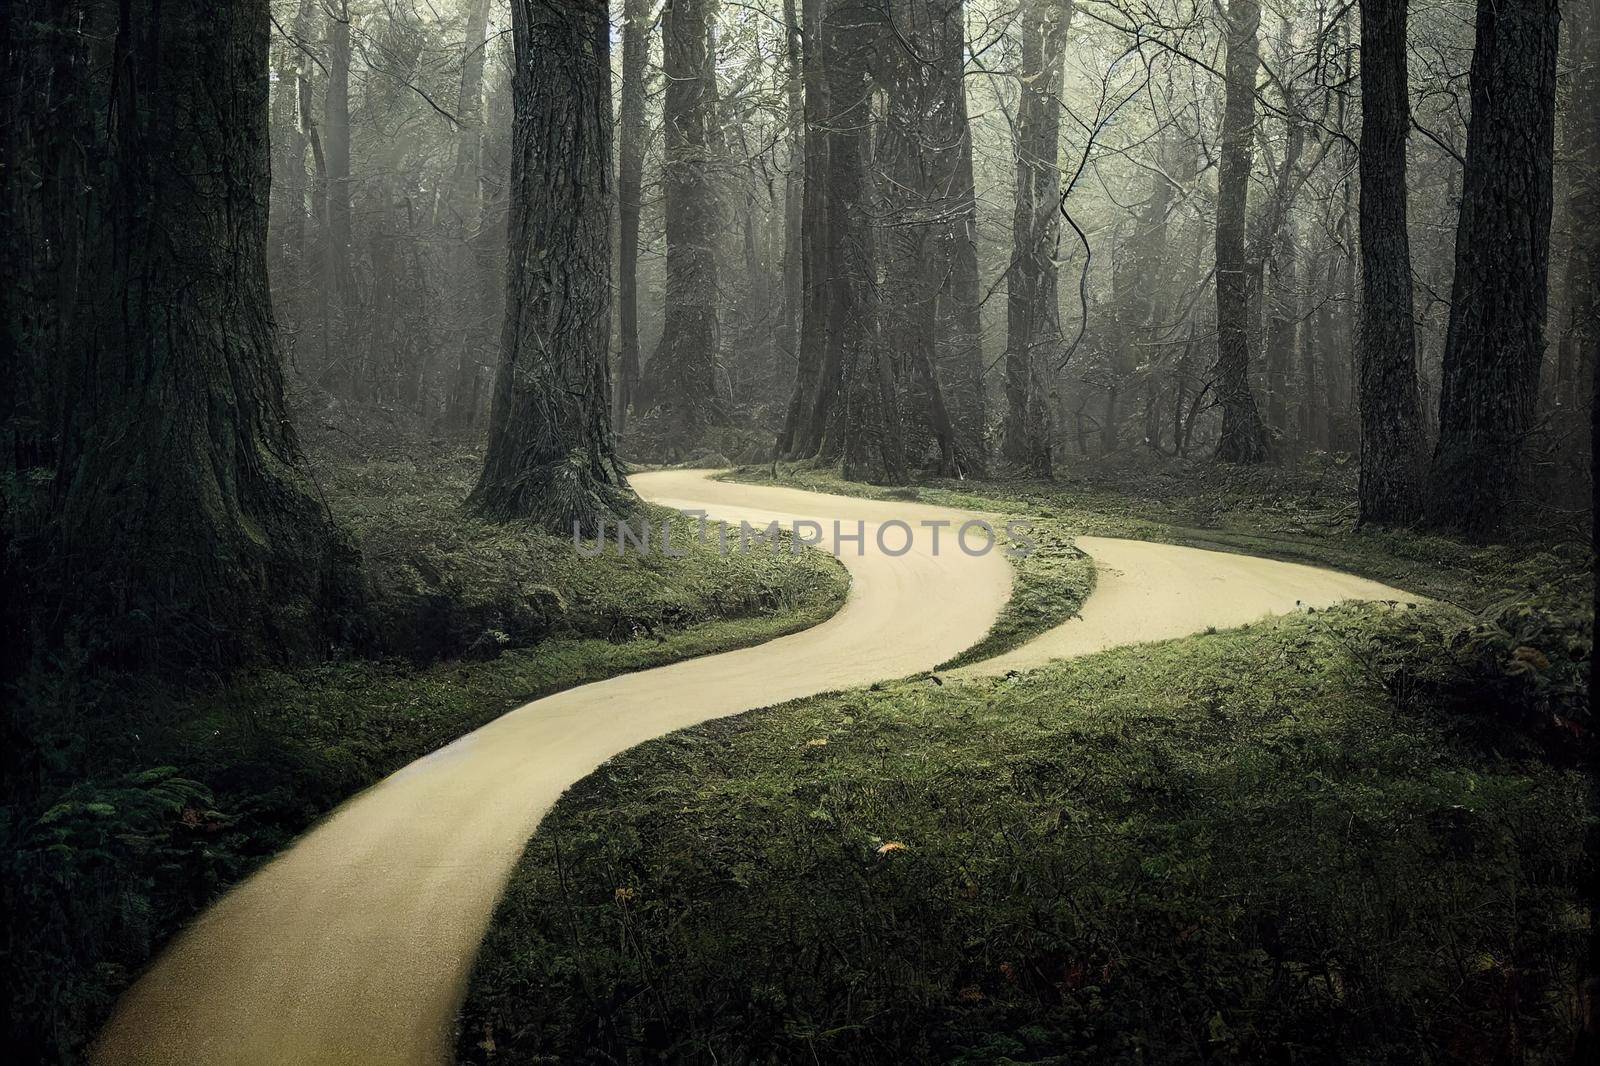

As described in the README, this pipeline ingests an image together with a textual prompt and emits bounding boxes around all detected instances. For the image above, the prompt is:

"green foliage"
[460,606,1594,1064]
[940,521,1095,669]
[1358,597,1593,764]
[725,454,1593,615]
[0,445,849,1062]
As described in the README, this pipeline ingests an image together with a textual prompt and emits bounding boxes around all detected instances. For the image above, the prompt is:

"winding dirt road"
[96,470,1415,1065]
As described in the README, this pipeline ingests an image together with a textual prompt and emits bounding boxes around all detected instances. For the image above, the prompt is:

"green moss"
[720,456,1591,614]
[1,445,850,1062]
[460,604,1594,1063]
[939,520,1095,670]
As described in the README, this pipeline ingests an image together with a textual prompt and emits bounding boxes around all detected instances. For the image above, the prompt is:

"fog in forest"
[251,0,1592,527]
[3,0,1595,1062]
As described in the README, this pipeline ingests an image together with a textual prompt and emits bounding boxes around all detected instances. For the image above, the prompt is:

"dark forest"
[2,0,1595,1062]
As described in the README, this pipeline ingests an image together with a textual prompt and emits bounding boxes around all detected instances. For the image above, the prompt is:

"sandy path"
[955,534,1420,678]
[95,471,1416,1065]
[94,470,1011,1066]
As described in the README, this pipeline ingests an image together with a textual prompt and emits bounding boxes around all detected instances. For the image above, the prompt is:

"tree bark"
[1357,0,1427,524]
[637,0,722,455]
[932,1,986,476]
[1001,0,1071,476]
[470,0,630,531]
[319,0,360,395]
[1213,0,1271,463]
[779,0,831,457]
[877,0,971,476]
[823,1,903,480]
[1424,0,1561,533]
[1554,0,1598,415]
[776,0,805,405]
[2,0,358,669]
[614,0,650,435]
[444,0,494,434]
[270,1,315,297]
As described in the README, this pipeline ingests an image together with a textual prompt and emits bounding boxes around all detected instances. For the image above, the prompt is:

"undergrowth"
[723,454,1591,615]
[1,437,849,1062]
[460,604,1594,1064]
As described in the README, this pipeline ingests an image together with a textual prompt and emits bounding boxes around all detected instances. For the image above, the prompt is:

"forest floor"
[2,427,848,1060]
[722,453,1590,614]
[458,454,1594,1064]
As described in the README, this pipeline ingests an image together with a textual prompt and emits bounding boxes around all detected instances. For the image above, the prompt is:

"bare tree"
[1425,0,1561,532]
[470,0,631,530]
[1213,0,1271,463]
[1357,0,1426,524]
[636,0,724,455]
[1002,0,1073,475]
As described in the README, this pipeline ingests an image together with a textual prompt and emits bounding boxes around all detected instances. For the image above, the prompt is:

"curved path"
[96,470,1415,1065]
[956,534,1420,678]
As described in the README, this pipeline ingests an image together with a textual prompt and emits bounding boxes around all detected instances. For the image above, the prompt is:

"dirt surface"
[94,471,1010,1065]
[955,534,1420,678]
[95,470,1416,1065]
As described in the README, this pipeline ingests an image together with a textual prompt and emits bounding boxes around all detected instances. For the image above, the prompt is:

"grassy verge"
[461,453,1592,1062]
[2,442,849,1061]
[720,454,1590,614]
[458,603,1593,1063]
[939,520,1095,670]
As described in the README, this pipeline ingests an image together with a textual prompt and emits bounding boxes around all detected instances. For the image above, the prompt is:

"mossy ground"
[1,440,848,1061]
[939,520,1094,671]
[721,453,1591,613]
[460,453,1593,1064]
[459,605,1592,1063]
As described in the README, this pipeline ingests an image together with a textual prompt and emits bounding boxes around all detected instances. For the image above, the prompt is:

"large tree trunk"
[1424,0,1561,533]
[931,1,986,476]
[797,0,904,481]
[1554,0,1598,417]
[1001,0,1071,476]
[470,0,630,531]
[614,0,650,435]
[776,0,806,409]
[877,0,970,476]
[444,0,494,434]
[637,0,722,455]
[779,0,830,456]
[1213,0,1271,463]
[1356,0,1427,524]
[1,0,357,669]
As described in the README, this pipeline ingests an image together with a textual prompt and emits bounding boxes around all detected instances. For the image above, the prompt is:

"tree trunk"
[1554,0,1598,415]
[2,0,358,669]
[776,0,805,408]
[450,0,492,228]
[1425,0,1561,533]
[1357,0,1427,524]
[270,2,314,298]
[779,0,830,457]
[1001,0,1071,476]
[932,1,987,476]
[637,0,722,455]
[1213,0,1270,463]
[1263,220,1297,442]
[804,0,904,482]
[320,0,359,395]
[877,0,969,476]
[1106,165,1173,455]
[614,0,650,435]
[443,0,494,434]
[470,0,630,531]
